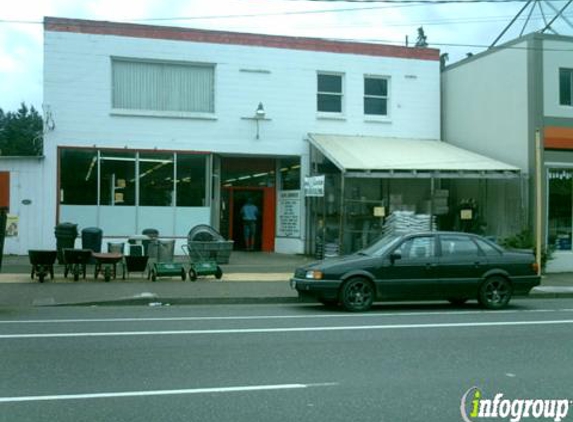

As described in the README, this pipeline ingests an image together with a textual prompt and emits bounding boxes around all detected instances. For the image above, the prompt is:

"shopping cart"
[182,244,223,281]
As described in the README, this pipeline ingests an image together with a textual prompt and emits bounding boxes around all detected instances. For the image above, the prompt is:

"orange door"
[227,187,275,252]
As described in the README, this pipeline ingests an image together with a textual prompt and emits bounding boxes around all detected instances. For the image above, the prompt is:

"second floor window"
[364,76,389,116]
[112,58,215,113]
[560,68,573,106]
[317,73,343,113]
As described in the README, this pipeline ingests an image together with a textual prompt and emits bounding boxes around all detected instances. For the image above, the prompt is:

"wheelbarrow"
[93,252,125,282]
[28,250,57,283]
[181,244,223,281]
[63,248,93,281]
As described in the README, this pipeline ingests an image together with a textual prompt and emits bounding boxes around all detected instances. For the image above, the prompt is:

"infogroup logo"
[460,387,571,422]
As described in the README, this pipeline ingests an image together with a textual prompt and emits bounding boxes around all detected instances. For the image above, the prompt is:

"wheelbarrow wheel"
[38,272,45,283]
[73,266,80,282]
[181,268,186,281]
[189,268,197,281]
[64,265,69,278]
[104,267,111,282]
[151,269,157,282]
[215,266,223,280]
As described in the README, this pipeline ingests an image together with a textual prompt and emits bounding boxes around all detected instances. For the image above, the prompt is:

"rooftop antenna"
[490,0,573,49]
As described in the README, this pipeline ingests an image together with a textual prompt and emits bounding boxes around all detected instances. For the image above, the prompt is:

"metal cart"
[182,244,223,281]
[147,239,186,282]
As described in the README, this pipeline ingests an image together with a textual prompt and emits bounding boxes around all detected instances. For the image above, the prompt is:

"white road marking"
[1,308,572,325]
[1,319,573,339]
[0,382,338,403]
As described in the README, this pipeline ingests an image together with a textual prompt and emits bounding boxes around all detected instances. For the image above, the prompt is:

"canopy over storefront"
[308,134,520,179]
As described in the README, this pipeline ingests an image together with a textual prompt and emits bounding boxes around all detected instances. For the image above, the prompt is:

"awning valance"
[308,134,521,179]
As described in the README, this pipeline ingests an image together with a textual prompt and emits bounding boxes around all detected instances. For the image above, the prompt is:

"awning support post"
[339,172,346,254]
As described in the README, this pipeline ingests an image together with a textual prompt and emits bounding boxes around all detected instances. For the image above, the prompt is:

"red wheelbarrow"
[93,252,125,282]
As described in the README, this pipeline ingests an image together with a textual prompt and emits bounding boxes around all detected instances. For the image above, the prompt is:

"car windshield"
[359,234,402,257]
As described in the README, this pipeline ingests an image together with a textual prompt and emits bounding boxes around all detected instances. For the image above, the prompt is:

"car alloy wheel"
[478,276,512,309]
[340,277,374,312]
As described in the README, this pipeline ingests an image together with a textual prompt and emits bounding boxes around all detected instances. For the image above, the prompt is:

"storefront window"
[59,149,98,205]
[139,153,174,206]
[100,152,136,206]
[176,154,207,206]
[548,169,573,251]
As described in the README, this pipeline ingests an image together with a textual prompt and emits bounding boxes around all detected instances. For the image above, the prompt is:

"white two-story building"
[3,17,522,256]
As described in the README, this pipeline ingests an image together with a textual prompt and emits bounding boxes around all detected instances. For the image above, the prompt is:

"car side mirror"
[390,251,402,264]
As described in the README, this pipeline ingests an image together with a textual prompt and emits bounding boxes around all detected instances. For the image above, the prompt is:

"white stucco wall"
[441,41,530,171]
[543,38,573,119]
[39,24,440,254]
[0,158,47,255]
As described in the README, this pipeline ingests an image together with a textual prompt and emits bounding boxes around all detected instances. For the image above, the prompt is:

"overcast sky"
[1,0,571,112]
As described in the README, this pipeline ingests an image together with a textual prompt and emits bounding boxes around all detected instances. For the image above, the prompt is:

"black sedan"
[291,231,540,311]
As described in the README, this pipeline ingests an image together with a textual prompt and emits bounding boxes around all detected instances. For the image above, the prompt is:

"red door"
[0,172,9,210]
[226,187,275,252]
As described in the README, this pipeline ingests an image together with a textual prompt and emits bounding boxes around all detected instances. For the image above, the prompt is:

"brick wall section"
[44,17,439,62]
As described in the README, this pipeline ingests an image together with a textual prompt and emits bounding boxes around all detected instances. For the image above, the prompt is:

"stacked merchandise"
[382,211,436,236]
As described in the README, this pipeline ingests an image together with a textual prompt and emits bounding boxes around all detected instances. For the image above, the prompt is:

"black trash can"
[0,207,7,272]
[55,222,78,264]
[82,227,103,253]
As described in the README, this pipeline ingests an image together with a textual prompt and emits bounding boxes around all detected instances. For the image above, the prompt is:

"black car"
[291,231,540,311]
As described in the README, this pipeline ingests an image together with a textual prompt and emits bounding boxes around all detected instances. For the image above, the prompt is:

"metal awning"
[308,134,521,179]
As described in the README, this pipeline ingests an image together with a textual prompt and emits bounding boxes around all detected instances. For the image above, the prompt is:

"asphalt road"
[0,299,572,422]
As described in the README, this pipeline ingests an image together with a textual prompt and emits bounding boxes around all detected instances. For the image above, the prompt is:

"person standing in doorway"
[240,197,259,251]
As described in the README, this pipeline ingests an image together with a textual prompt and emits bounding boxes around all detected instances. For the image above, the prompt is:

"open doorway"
[222,187,275,252]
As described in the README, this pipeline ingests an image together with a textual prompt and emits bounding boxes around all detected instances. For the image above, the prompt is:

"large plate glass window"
[139,153,174,206]
[317,73,343,113]
[59,149,98,205]
[100,152,136,206]
[364,76,389,116]
[176,154,207,207]
[548,168,573,251]
[560,68,573,107]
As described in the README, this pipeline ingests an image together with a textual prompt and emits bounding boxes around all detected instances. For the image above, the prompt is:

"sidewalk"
[0,252,572,307]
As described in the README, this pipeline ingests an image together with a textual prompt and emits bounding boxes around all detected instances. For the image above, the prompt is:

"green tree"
[0,103,43,156]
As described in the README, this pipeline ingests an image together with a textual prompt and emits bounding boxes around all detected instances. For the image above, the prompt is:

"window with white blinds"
[112,59,215,114]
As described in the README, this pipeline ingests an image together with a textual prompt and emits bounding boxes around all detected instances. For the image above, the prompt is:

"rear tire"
[478,276,512,309]
[215,266,223,280]
[340,277,374,312]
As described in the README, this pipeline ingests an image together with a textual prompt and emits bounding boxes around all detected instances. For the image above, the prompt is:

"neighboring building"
[442,33,573,271]
[0,157,46,255]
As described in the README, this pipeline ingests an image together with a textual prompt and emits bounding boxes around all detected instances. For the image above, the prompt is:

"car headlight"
[305,270,323,280]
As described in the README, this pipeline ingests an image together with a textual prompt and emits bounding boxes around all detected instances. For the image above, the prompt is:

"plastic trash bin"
[55,222,78,264]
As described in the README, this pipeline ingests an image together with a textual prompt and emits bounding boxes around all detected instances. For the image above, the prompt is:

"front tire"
[340,277,374,312]
[478,276,512,309]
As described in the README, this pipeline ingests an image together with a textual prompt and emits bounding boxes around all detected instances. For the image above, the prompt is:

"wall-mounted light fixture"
[242,102,270,140]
